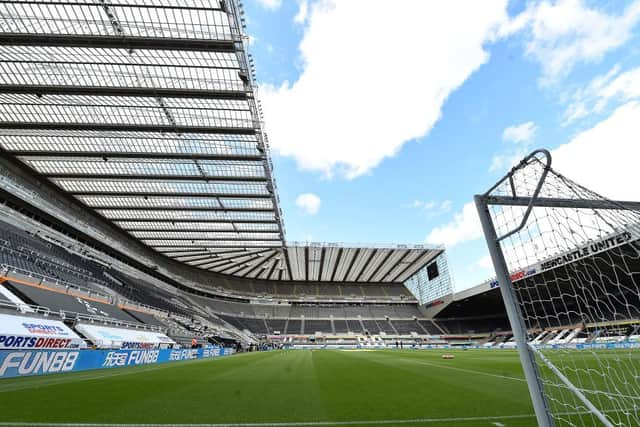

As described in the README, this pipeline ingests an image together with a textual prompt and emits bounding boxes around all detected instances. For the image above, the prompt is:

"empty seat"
[6,281,138,323]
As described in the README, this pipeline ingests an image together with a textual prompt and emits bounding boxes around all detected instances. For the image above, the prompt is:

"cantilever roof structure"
[0,0,442,283]
[166,243,441,283]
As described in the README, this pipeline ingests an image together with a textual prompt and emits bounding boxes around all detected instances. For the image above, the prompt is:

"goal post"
[475,149,640,426]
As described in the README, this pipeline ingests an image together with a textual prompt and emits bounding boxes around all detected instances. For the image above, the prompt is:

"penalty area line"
[0,408,635,426]
[0,414,538,426]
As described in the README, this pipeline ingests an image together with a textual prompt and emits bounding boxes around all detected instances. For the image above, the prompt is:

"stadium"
[0,1,638,427]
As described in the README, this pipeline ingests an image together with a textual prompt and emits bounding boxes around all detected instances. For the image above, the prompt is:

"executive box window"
[427,262,439,280]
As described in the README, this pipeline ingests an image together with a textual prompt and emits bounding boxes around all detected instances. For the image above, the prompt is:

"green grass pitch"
[0,349,616,426]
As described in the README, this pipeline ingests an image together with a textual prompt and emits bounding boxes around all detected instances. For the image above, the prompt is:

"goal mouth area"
[475,148,640,427]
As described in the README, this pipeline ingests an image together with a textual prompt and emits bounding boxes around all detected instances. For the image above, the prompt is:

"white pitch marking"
[0,408,635,427]
[412,359,527,383]
[0,413,537,427]
[365,355,527,384]
[398,357,640,402]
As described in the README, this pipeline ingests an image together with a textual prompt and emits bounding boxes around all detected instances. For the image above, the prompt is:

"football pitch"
[0,349,611,426]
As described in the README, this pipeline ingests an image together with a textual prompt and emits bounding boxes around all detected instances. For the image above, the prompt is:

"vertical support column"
[474,195,555,427]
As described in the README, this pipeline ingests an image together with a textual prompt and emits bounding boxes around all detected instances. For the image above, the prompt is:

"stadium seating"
[333,319,349,333]
[303,320,331,334]
[125,309,167,328]
[346,319,364,333]
[417,320,442,335]
[286,319,303,334]
[0,219,541,345]
[265,319,287,334]
[391,320,421,334]
[5,280,138,323]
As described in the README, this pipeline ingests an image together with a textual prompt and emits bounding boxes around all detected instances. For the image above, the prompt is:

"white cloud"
[553,101,640,201]
[502,121,537,144]
[261,0,510,178]
[294,0,309,25]
[501,0,640,83]
[439,200,453,213]
[295,193,321,215]
[255,0,282,11]
[490,121,537,172]
[404,199,451,217]
[489,151,525,173]
[404,200,430,209]
[564,64,640,124]
[426,202,483,248]
[475,254,493,270]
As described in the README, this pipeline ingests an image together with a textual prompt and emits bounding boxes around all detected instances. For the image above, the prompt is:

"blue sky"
[244,0,640,291]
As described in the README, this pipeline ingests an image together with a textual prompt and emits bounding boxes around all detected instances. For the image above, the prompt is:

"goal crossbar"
[480,196,640,211]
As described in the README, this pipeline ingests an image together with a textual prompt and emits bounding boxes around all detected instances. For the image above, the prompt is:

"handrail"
[0,262,114,301]
[0,263,169,317]
[2,240,114,288]
[0,300,166,333]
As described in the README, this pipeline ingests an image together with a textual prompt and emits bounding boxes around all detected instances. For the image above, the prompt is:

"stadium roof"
[165,244,441,282]
[0,0,442,283]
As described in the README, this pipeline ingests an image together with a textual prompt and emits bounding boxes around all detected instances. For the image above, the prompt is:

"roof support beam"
[150,243,282,249]
[188,256,241,268]
[144,237,281,242]
[184,256,235,268]
[214,251,272,274]
[156,248,211,253]
[124,227,276,233]
[355,249,377,282]
[44,173,267,182]
[386,252,420,283]
[0,122,257,135]
[71,191,269,198]
[110,218,278,223]
[242,251,277,278]
[0,2,225,12]
[265,255,280,280]
[160,251,211,257]
[161,248,262,256]
[388,250,437,283]
[173,253,220,263]
[330,248,343,282]
[318,248,325,283]
[193,258,233,270]
[95,206,273,212]
[12,152,263,162]
[187,249,274,265]
[283,248,294,282]
[342,248,361,282]
[304,246,309,282]
[0,33,237,52]
[0,84,250,100]
[367,249,397,282]
[214,261,246,274]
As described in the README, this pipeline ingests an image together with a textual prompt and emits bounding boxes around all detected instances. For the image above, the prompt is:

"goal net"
[476,150,640,426]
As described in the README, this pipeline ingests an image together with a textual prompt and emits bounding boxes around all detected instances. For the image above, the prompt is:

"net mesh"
[486,152,640,426]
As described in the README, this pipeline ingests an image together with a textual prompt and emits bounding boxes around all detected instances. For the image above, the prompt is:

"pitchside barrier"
[0,346,235,379]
